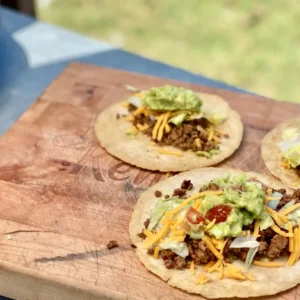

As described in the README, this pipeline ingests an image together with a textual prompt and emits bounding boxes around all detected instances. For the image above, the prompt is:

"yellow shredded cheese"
[170,235,185,242]
[189,261,195,275]
[292,182,298,186]
[170,230,185,236]
[203,235,223,260]
[217,261,223,279]
[193,199,202,210]
[166,191,223,217]
[214,129,226,136]
[281,161,290,169]
[197,125,208,135]
[136,123,144,131]
[143,229,153,237]
[157,112,170,141]
[207,260,222,273]
[253,220,260,238]
[220,238,229,254]
[280,203,300,217]
[135,93,143,97]
[253,260,284,267]
[158,149,183,156]
[165,122,171,133]
[204,261,215,271]
[208,127,214,141]
[265,206,286,227]
[205,219,216,232]
[288,227,299,266]
[224,264,246,280]
[195,138,201,148]
[153,246,160,259]
[212,135,220,143]
[243,272,255,281]
[152,114,165,140]
[125,115,134,121]
[271,224,293,237]
[266,188,272,196]
[195,274,210,285]
[288,222,294,252]
[133,106,147,116]
[143,216,172,248]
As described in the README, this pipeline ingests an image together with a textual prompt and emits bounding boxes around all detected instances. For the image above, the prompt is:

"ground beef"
[231,185,245,193]
[164,194,170,199]
[174,256,187,269]
[154,190,162,197]
[128,104,137,112]
[107,240,119,249]
[267,234,288,259]
[144,218,150,229]
[181,179,193,191]
[223,240,248,261]
[164,259,175,269]
[259,227,276,243]
[147,249,154,255]
[173,188,187,197]
[131,244,137,249]
[255,241,268,258]
[199,182,220,192]
[137,232,146,239]
[187,239,215,264]
[277,189,300,210]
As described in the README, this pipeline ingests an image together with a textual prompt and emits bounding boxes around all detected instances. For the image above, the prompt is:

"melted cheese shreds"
[288,222,294,252]
[166,191,223,217]
[157,112,171,141]
[195,274,210,285]
[153,246,160,259]
[279,203,300,217]
[143,216,172,248]
[189,261,195,275]
[253,260,284,268]
[203,235,223,260]
[205,219,216,232]
[253,220,260,238]
[158,149,183,156]
[152,114,165,140]
[224,264,246,280]
[204,261,215,271]
[271,224,293,237]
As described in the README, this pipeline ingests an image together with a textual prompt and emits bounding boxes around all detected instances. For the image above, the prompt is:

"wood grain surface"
[0,62,300,300]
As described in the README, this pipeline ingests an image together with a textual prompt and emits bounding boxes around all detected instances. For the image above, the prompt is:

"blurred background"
[4,0,300,103]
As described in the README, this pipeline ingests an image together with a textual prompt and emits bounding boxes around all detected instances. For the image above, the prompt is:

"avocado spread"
[198,174,265,239]
[141,85,202,112]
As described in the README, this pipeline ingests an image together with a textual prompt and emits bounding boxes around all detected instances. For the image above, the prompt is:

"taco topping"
[277,127,300,170]
[124,85,229,158]
[137,174,300,284]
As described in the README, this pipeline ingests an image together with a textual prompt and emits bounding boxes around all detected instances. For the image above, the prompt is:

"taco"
[262,116,300,189]
[130,168,300,298]
[95,85,243,172]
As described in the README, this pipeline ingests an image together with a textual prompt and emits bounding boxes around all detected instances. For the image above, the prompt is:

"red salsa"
[205,204,232,224]
[186,207,206,225]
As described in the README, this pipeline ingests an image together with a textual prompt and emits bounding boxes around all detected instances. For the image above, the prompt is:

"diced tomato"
[205,204,232,224]
[186,207,206,225]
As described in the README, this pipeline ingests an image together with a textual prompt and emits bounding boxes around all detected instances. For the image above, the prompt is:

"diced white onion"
[266,192,282,210]
[149,115,156,121]
[128,96,142,108]
[124,84,139,92]
[230,236,259,249]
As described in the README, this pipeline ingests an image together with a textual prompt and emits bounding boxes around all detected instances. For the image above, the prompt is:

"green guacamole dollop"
[141,85,202,112]
[199,174,266,239]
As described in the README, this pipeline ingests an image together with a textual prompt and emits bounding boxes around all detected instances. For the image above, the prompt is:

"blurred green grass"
[37,0,300,103]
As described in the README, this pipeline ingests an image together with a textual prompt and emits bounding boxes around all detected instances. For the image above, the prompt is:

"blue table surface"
[0,6,253,300]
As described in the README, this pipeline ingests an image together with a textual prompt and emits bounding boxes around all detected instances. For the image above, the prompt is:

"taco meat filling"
[137,174,300,282]
[123,85,229,158]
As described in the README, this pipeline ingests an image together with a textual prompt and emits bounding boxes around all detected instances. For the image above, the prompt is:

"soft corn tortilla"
[129,167,298,298]
[95,93,243,172]
[262,116,300,189]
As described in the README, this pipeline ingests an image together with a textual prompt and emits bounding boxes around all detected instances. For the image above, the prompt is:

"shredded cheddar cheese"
[152,114,165,140]
[212,135,220,143]
[170,230,185,236]
[220,238,229,254]
[207,260,222,273]
[158,149,183,156]
[205,219,216,232]
[153,246,160,259]
[125,115,134,121]
[253,260,284,268]
[279,203,300,217]
[271,224,293,237]
[193,199,202,210]
[143,229,153,237]
[224,264,246,280]
[157,112,170,141]
[208,127,214,141]
[288,227,299,266]
[204,261,215,271]
[266,188,272,196]
[217,261,223,279]
[121,102,129,107]
[243,273,255,281]
[265,206,286,227]
[165,122,171,133]
[253,220,260,238]
[195,274,210,285]
[170,235,185,242]
[292,182,299,187]
[288,222,294,252]
[133,106,147,116]
[195,138,201,148]
[203,235,223,260]
[281,161,291,169]
[189,261,195,275]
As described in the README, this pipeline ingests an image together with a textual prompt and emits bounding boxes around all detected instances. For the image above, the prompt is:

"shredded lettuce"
[245,247,258,269]
[159,238,189,257]
[168,113,188,126]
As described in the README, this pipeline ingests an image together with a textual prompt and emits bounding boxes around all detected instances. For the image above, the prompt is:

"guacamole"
[199,174,265,239]
[141,85,202,112]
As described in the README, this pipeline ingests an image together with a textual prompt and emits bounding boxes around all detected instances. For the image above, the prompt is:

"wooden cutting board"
[0,63,300,300]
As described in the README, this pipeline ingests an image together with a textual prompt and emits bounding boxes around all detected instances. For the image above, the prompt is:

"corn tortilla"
[262,116,300,189]
[95,93,243,172]
[129,167,297,298]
